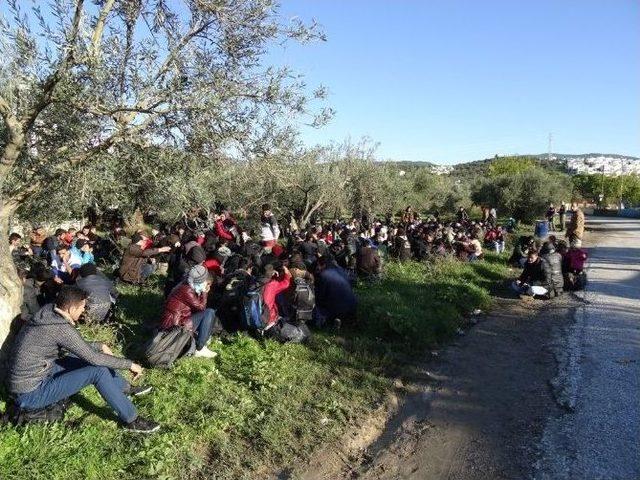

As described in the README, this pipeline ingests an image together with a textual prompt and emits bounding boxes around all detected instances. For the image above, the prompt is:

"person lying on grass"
[7,286,159,433]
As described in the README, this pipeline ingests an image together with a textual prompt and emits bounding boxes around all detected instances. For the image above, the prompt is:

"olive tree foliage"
[471,168,572,223]
[0,0,331,220]
[0,0,330,355]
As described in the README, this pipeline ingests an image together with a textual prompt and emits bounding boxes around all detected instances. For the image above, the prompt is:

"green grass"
[0,253,511,480]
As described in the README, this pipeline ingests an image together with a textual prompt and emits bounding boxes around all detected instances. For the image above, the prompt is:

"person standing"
[558,203,566,232]
[566,202,585,248]
[260,203,281,248]
[546,203,557,232]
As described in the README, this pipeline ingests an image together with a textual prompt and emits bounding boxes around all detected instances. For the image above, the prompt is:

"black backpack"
[143,327,194,368]
[292,277,315,323]
[268,320,311,344]
[2,398,69,426]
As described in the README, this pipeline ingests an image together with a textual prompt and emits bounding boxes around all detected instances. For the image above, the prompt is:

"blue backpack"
[241,288,270,331]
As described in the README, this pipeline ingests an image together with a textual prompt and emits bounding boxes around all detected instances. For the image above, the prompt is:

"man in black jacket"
[7,286,158,433]
[512,250,548,296]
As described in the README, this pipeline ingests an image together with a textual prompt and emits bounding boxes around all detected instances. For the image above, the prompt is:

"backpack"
[143,327,194,368]
[268,320,311,344]
[241,288,270,331]
[292,277,315,323]
[2,398,69,426]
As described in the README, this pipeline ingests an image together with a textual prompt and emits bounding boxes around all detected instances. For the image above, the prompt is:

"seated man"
[159,265,218,358]
[119,233,171,284]
[9,233,33,269]
[76,263,117,323]
[51,245,74,284]
[356,239,382,280]
[512,249,547,296]
[467,234,484,261]
[314,256,357,327]
[261,262,292,330]
[7,286,158,433]
[29,226,47,257]
[69,238,95,268]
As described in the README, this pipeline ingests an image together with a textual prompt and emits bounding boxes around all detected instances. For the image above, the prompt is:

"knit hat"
[188,265,209,284]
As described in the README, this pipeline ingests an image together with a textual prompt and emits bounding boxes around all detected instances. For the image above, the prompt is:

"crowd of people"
[4,201,586,433]
[509,202,587,297]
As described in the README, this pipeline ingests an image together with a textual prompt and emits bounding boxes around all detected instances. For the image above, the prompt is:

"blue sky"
[272,0,640,164]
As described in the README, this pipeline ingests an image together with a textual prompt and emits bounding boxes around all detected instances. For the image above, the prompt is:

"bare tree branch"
[91,0,116,57]
[22,0,85,132]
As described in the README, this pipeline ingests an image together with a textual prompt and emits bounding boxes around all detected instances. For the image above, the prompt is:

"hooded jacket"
[159,283,207,331]
[7,304,132,395]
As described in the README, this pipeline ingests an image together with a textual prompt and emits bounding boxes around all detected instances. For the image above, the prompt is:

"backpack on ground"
[292,277,315,323]
[2,398,69,426]
[268,320,311,344]
[143,327,194,368]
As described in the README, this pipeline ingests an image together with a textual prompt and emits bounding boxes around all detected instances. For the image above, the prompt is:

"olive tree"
[471,168,572,223]
[0,0,329,357]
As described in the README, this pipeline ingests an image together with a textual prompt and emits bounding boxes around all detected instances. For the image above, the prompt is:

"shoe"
[193,346,217,358]
[124,416,160,434]
[128,385,153,397]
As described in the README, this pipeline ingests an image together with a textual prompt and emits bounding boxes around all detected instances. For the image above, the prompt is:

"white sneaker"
[193,346,218,358]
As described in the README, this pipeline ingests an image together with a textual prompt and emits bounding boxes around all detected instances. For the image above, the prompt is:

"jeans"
[141,262,157,281]
[15,356,137,423]
[191,308,216,350]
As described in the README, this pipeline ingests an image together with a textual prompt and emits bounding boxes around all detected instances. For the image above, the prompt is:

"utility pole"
[548,133,553,163]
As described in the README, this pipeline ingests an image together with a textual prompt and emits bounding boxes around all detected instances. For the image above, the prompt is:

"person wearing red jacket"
[159,265,217,358]
[214,212,236,242]
[261,263,292,329]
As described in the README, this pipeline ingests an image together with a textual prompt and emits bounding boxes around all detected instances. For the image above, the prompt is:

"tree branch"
[21,0,85,132]
[91,0,116,57]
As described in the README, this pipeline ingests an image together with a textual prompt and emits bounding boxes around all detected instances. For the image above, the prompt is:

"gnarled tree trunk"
[0,205,22,378]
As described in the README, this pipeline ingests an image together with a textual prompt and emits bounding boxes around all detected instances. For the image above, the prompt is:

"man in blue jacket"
[314,256,357,328]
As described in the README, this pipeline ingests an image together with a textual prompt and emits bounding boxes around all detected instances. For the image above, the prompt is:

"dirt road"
[356,217,640,480]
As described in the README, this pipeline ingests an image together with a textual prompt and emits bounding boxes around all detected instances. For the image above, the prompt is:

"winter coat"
[119,243,162,284]
[519,258,545,285]
[21,278,42,322]
[394,236,411,261]
[356,246,381,276]
[262,271,292,327]
[214,220,235,242]
[159,283,207,331]
[315,267,357,318]
[567,209,585,240]
[541,252,563,291]
[8,304,132,395]
[76,272,117,323]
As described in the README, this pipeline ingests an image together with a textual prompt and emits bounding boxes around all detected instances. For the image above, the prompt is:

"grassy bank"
[0,254,511,480]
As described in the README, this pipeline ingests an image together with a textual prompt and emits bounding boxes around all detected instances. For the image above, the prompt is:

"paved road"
[354,217,640,480]
[536,217,640,480]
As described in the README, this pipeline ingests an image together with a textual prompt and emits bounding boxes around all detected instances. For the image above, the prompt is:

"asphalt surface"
[536,217,640,480]
[354,216,640,480]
